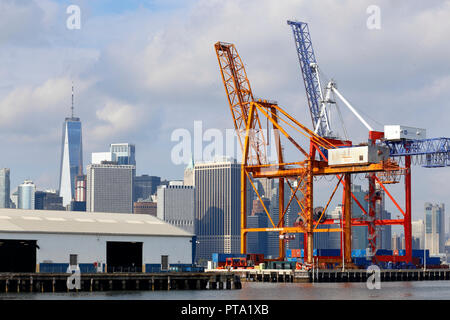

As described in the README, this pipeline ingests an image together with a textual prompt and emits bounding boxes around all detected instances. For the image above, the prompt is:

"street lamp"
[423,218,426,271]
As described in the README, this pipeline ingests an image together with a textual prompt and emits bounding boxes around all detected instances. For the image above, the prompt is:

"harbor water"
[1,280,450,300]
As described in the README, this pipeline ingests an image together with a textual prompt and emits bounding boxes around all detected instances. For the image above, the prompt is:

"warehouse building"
[0,208,194,273]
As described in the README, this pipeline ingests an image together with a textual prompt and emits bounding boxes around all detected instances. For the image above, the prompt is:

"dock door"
[106,241,143,272]
[0,239,37,272]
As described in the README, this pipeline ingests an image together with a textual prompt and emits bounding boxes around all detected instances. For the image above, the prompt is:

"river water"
[1,281,450,300]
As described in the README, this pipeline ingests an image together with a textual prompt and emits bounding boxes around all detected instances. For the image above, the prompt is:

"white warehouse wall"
[0,232,192,266]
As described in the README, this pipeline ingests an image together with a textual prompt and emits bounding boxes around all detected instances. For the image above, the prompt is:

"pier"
[212,268,450,283]
[0,272,241,293]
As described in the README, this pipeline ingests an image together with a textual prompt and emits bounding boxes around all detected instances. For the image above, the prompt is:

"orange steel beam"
[214,42,266,165]
[314,175,343,230]
[270,106,286,260]
[244,170,276,228]
[243,227,341,233]
[278,179,302,228]
[239,102,256,254]
[254,102,309,157]
[305,144,314,264]
[268,103,335,150]
[250,161,385,178]
[343,173,352,264]
[351,219,405,226]
[374,175,406,216]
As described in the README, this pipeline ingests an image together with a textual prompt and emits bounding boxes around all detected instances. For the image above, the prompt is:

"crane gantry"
[287,20,450,266]
[214,41,393,266]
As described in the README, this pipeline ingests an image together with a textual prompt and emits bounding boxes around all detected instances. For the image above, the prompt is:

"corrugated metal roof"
[0,209,193,237]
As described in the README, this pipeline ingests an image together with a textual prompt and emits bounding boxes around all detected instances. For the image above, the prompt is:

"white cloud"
[1,0,450,212]
[89,99,147,141]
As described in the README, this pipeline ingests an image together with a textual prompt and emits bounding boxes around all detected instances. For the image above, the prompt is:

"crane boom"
[287,20,331,137]
[214,42,267,165]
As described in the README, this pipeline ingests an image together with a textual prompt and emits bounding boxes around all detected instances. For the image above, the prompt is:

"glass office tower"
[110,143,136,165]
[0,168,10,208]
[58,117,83,207]
[18,180,36,210]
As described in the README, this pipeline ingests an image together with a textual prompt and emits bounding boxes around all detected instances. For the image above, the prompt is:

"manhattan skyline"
[0,0,449,223]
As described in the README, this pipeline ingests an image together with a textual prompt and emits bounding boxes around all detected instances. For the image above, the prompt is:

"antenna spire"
[71,81,74,118]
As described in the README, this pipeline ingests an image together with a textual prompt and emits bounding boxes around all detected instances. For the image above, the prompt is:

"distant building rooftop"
[0,208,192,237]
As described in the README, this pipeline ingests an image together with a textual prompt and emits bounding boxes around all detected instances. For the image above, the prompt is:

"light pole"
[423,219,426,271]
[341,212,345,272]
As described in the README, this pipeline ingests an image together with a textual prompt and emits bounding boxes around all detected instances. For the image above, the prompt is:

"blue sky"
[1,0,450,226]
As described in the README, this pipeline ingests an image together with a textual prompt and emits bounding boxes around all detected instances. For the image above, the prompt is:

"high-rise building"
[35,190,64,210]
[247,214,268,256]
[351,184,369,250]
[58,87,83,207]
[425,202,445,255]
[134,175,161,201]
[157,184,194,234]
[184,158,194,186]
[247,199,270,256]
[86,164,135,213]
[265,181,303,257]
[10,190,18,209]
[412,219,425,249]
[72,174,87,211]
[194,158,241,263]
[18,180,36,210]
[91,152,116,165]
[392,233,404,251]
[110,143,136,165]
[313,205,341,250]
[0,168,10,208]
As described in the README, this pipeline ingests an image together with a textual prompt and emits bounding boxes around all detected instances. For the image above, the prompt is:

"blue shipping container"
[286,249,292,258]
[376,249,392,256]
[319,249,340,256]
[412,249,429,258]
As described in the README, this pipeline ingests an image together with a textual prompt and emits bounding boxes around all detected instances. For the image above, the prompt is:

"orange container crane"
[214,42,392,265]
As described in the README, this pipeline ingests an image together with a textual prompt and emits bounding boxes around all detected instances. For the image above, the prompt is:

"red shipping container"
[292,249,301,258]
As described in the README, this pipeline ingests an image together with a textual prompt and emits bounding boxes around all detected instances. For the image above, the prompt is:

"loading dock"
[0,239,37,273]
[107,241,143,272]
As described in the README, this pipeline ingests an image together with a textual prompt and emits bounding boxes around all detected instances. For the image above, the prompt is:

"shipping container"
[291,249,301,258]
[412,249,429,258]
[384,125,426,141]
[286,249,292,258]
[212,253,246,263]
[375,249,392,256]
[328,145,389,166]
[318,249,340,257]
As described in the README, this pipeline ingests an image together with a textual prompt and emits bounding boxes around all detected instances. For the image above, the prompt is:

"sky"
[1,0,450,227]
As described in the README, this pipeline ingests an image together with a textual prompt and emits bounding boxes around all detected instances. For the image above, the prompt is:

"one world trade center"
[58,84,83,207]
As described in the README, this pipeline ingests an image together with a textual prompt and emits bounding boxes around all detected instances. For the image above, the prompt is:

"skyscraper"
[183,158,194,187]
[425,203,445,255]
[110,143,136,165]
[0,168,10,208]
[194,158,241,263]
[18,180,36,210]
[35,190,64,210]
[412,219,424,249]
[86,164,135,213]
[157,184,194,234]
[58,84,83,207]
[351,184,369,250]
[134,175,161,201]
